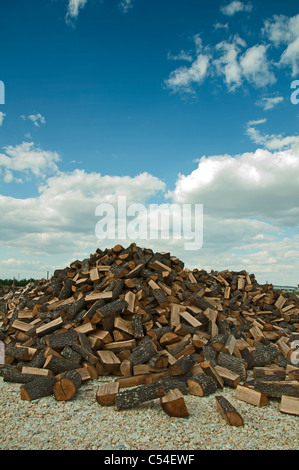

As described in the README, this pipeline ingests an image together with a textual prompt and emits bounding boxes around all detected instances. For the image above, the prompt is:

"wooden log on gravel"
[53,370,82,401]
[236,385,269,407]
[96,382,120,406]
[187,373,218,397]
[3,369,47,384]
[215,395,244,427]
[279,395,299,416]
[254,380,299,398]
[160,388,189,418]
[115,376,188,410]
[20,376,57,401]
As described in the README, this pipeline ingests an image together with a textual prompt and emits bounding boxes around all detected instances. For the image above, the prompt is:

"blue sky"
[0,0,299,285]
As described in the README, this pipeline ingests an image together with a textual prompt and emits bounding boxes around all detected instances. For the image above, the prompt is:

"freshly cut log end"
[160,388,189,418]
[236,385,269,407]
[187,373,218,397]
[279,395,299,416]
[215,395,244,427]
[96,382,120,406]
[53,370,82,401]
[20,376,57,401]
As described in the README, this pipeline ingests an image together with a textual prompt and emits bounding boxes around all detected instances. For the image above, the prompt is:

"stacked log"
[0,243,298,418]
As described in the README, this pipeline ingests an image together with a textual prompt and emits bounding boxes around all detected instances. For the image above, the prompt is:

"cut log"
[187,373,218,397]
[45,329,79,349]
[215,395,244,427]
[20,376,57,401]
[236,385,269,407]
[21,366,54,377]
[115,377,188,410]
[131,314,144,339]
[251,343,280,367]
[97,350,121,373]
[279,395,299,416]
[200,361,224,389]
[129,339,157,366]
[168,354,197,376]
[214,365,240,388]
[160,388,189,418]
[53,370,82,401]
[96,382,120,406]
[43,355,78,375]
[36,317,64,337]
[96,298,128,319]
[218,352,247,381]
[254,380,299,398]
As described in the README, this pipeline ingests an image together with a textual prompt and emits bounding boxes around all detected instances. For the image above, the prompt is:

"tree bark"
[20,376,57,401]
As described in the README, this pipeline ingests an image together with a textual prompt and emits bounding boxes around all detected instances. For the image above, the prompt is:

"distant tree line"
[0,278,36,287]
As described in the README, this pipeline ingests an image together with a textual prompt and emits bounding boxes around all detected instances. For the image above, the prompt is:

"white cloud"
[66,0,88,23]
[263,14,299,76]
[164,54,210,95]
[214,22,229,31]
[246,118,299,151]
[167,50,193,62]
[168,145,299,228]
[214,35,246,91]
[239,44,276,87]
[0,112,5,126]
[220,1,253,17]
[256,95,284,111]
[166,33,276,95]
[0,142,60,182]
[164,35,210,95]
[119,0,134,14]
[21,113,46,128]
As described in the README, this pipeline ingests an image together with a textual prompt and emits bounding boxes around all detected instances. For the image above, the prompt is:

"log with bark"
[215,395,244,426]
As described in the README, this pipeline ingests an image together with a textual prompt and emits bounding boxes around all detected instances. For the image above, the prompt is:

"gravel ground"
[0,375,298,451]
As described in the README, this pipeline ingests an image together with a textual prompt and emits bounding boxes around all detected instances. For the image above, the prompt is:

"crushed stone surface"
[1,376,298,451]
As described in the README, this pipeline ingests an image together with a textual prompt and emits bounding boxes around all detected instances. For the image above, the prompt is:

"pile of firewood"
[0,243,298,424]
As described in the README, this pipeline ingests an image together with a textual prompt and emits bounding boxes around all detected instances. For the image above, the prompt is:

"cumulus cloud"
[220,1,253,17]
[214,35,246,91]
[239,44,276,87]
[246,118,299,151]
[168,145,299,226]
[164,35,211,95]
[263,14,299,76]
[0,142,60,182]
[165,33,276,95]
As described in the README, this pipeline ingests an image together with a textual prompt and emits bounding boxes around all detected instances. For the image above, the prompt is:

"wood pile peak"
[1,243,299,421]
